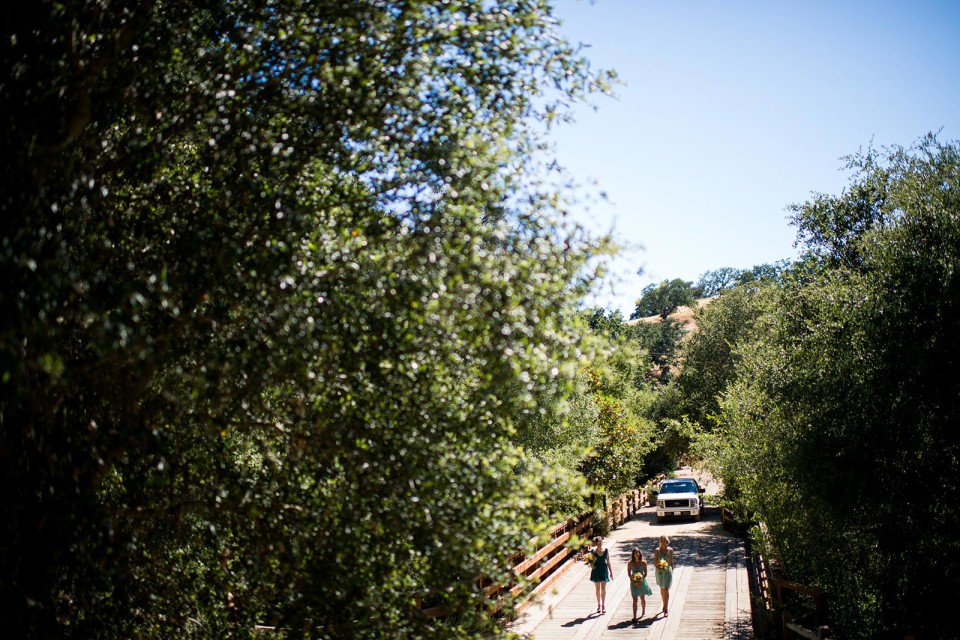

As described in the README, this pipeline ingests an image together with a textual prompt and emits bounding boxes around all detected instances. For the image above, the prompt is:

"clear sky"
[548,0,960,317]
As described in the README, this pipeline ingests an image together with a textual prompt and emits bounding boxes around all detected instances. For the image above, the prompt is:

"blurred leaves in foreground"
[0,1,615,637]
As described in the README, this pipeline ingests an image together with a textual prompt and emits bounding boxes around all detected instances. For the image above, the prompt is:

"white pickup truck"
[656,478,704,523]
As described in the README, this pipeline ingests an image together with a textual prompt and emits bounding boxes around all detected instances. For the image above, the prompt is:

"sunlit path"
[510,473,752,639]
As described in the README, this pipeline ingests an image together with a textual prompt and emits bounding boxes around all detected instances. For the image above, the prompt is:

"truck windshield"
[661,482,697,493]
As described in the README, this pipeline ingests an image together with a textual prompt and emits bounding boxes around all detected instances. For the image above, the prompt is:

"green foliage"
[0,2,613,637]
[712,135,960,639]
[694,261,791,298]
[629,318,684,384]
[577,393,652,495]
[586,307,627,339]
[588,508,611,538]
[579,314,658,495]
[694,267,741,297]
[518,309,656,504]
[668,285,773,428]
[651,261,790,477]
[630,278,695,320]
[732,259,791,288]
[647,416,699,473]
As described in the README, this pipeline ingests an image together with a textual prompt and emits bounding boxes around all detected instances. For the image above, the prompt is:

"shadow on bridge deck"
[509,504,752,639]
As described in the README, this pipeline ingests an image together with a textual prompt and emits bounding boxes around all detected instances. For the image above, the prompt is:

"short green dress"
[654,548,673,589]
[628,563,653,597]
[589,548,611,583]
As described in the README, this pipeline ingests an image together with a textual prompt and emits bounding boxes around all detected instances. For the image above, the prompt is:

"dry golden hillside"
[626,297,714,381]
[626,297,713,333]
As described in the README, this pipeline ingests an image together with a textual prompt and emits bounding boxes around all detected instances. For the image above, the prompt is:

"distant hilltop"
[626,297,714,333]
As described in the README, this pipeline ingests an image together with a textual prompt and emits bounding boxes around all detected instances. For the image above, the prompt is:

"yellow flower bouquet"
[583,551,597,567]
[631,570,644,584]
[656,559,669,571]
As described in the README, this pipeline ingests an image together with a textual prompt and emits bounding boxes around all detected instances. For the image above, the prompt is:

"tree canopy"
[516,308,657,513]
[707,135,960,639]
[693,261,791,298]
[694,267,741,298]
[629,278,695,320]
[667,286,770,429]
[0,2,612,637]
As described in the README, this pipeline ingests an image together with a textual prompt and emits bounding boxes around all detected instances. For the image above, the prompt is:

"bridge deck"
[509,506,752,640]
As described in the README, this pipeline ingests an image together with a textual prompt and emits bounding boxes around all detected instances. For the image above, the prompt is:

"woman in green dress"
[588,536,614,614]
[653,535,675,617]
[627,548,653,620]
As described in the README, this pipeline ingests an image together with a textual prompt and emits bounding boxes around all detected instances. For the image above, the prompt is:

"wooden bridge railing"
[488,512,594,614]
[417,511,594,618]
[752,545,831,640]
[773,578,830,640]
[419,484,647,619]
[607,487,643,529]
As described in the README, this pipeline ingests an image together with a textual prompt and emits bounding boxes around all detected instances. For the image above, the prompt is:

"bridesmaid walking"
[588,536,614,614]
[654,535,675,617]
[627,548,653,620]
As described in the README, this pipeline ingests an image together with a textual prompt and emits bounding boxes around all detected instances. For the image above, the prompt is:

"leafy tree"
[586,307,627,339]
[0,2,612,637]
[630,278,695,320]
[520,309,655,503]
[630,318,684,384]
[733,259,792,288]
[694,267,740,297]
[669,285,773,428]
[711,135,960,639]
[576,319,657,496]
[694,262,790,298]
[647,280,775,476]
[577,393,652,496]
[788,150,896,270]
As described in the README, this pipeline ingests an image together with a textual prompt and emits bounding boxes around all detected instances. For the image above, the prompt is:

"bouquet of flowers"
[583,551,597,568]
[656,559,669,571]
[631,570,645,585]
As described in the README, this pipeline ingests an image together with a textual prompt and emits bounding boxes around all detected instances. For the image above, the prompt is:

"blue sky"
[547,0,960,317]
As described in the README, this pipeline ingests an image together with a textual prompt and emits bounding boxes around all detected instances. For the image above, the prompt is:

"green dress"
[589,548,611,583]
[629,563,653,597]
[654,547,673,589]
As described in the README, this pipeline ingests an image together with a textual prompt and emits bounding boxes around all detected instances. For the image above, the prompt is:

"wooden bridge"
[509,495,753,639]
